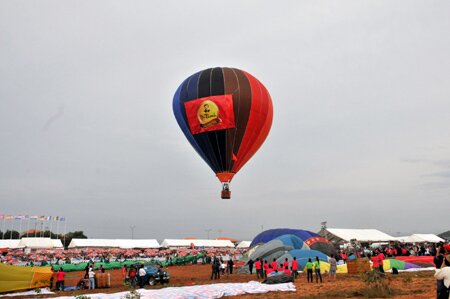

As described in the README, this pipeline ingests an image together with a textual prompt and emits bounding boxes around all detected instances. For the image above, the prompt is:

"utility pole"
[130,225,136,240]
[205,228,212,239]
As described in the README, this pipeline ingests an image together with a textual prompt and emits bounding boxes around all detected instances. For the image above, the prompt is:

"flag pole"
[10,219,14,240]
[50,217,53,238]
[18,218,23,238]
[26,216,30,238]
[2,217,5,240]
[63,218,67,248]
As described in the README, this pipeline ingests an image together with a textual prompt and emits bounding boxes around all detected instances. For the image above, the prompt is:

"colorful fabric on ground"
[0,263,52,293]
[394,256,434,264]
[316,262,348,274]
[53,281,296,299]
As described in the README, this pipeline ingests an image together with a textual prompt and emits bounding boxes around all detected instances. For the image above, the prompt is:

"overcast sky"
[1,1,449,241]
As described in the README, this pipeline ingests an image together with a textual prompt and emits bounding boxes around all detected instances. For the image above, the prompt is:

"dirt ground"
[6,264,437,298]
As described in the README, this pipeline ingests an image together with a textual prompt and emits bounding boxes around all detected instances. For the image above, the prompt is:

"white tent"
[115,239,160,249]
[397,234,444,243]
[321,228,396,243]
[51,239,64,248]
[18,238,57,249]
[160,239,235,248]
[0,239,23,249]
[68,239,160,249]
[236,241,251,248]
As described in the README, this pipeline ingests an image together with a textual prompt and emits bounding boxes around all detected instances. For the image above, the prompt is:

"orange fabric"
[216,172,235,183]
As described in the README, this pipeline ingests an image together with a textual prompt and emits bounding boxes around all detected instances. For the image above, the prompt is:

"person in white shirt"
[434,255,450,299]
[138,265,147,288]
[88,266,96,290]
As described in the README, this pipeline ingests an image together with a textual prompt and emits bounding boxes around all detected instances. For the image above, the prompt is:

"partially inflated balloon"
[173,67,273,199]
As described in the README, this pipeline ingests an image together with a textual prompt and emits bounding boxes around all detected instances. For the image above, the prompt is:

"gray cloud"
[1,0,450,239]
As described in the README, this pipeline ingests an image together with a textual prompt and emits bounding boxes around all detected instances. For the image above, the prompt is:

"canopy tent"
[319,228,396,243]
[160,239,234,248]
[396,234,444,243]
[236,241,251,248]
[68,239,160,249]
[51,239,64,248]
[0,240,23,249]
[18,238,58,249]
[215,237,239,243]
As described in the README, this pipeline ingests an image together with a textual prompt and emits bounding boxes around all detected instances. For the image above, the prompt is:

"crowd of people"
[0,247,247,266]
[337,242,447,263]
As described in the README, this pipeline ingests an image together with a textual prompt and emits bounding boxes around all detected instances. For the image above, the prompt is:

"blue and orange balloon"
[173,67,273,199]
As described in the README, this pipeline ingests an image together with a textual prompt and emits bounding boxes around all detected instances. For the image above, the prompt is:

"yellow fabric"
[0,263,52,293]
[302,262,348,274]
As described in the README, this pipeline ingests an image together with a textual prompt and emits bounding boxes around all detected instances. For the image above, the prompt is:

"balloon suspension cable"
[221,182,231,199]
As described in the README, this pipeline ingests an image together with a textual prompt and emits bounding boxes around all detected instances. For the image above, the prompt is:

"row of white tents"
[320,228,445,243]
[0,238,251,250]
[1,229,445,250]
[0,238,63,249]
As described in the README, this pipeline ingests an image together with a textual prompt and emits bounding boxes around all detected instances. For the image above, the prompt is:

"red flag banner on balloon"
[184,94,235,135]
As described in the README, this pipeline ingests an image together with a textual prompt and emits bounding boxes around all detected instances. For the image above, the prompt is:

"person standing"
[306,258,314,283]
[128,266,137,288]
[55,268,66,291]
[434,253,450,299]
[248,259,254,274]
[271,258,278,271]
[88,266,96,290]
[313,256,323,283]
[283,258,289,271]
[138,265,146,288]
[227,259,234,274]
[255,258,262,279]
[291,257,299,279]
[263,260,269,279]
[370,254,380,272]
[377,251,385,273]
[328,254,337,281]
[211,256,220,280]
[121,264,128,284]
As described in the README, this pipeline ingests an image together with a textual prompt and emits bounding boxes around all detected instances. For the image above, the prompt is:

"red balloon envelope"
[173,67,273,199]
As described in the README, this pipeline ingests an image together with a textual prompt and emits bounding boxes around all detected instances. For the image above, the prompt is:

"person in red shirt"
[271,258,278,271]
[282,263,291,275]
[254,258,262,279]
[263,260,269,279]
[291,257,299,279]
[340,251,348,264]
[370,254,379,270]
[55,268,66,291]
[283,258,289,270]
[377,252,385,273]
[121,265,128,284]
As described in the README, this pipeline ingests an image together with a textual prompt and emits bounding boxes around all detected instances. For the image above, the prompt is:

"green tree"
[2,230,20,239]
[60,231,88,248]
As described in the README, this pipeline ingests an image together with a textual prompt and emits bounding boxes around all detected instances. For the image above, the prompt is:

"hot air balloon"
[173,67,273,199]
